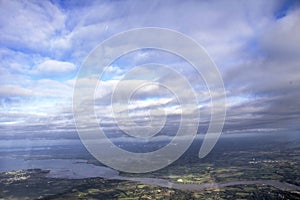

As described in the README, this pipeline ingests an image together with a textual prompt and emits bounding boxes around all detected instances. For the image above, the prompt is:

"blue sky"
[0,0,299,139]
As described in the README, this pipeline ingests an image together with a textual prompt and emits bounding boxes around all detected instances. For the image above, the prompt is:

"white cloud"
[259,8,300,59]
[1,0,300,135]
[0,0,66,54]
[32,60,76,77]
[0,85,32,97]
[32,79,74,98]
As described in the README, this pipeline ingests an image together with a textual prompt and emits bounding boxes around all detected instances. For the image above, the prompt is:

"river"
[1,157,299,192]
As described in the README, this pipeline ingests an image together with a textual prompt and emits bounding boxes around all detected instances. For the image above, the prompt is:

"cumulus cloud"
[32,60,76,77]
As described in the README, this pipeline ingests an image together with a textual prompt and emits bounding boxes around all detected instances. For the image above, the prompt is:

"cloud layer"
[0,0,299,139]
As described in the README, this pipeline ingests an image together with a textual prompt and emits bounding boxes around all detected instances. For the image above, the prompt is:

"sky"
[0,0,299,141]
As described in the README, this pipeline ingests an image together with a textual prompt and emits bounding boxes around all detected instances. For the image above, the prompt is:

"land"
[1,132,300,199]
[0,169,299,200]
